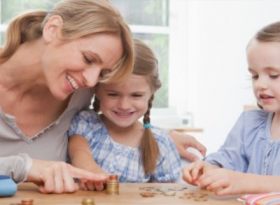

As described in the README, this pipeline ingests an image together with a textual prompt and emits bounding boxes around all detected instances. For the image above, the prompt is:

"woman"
[0,0,206,194]
[0,0,134,194]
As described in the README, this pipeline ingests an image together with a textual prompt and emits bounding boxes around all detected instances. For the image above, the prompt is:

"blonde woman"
[0,0,133,193]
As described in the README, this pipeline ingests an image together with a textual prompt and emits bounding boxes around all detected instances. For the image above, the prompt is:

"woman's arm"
[169,130,206,161]
[68,134,107,191]
[0,154,32,183]
[0,154,107,194]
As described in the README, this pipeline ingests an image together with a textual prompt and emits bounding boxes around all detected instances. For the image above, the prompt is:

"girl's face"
[247,39,280,113]
[42,33,123,100]
[95,74,153,129]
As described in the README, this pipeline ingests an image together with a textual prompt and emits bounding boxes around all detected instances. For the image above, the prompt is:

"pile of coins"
[106,174,119,195]
[139,186,188,198]
[81,198,95,205]
[179,191,208,202]
[138,186,209,201]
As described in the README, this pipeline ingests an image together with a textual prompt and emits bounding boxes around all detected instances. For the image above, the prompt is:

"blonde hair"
[0,0,134,83]
[94,38,162,175]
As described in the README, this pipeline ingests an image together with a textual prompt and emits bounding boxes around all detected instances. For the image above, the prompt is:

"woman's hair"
[0,0,134,83]
[93,38,162,175]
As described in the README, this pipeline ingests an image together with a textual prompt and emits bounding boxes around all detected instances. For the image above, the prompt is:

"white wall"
[182,1,280,154]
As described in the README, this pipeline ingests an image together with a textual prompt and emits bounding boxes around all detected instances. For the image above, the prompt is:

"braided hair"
[92,38,161,175]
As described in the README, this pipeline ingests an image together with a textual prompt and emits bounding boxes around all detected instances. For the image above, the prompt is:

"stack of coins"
[21,198,34,205]
[106,174,119,195]
[81,198,95,205]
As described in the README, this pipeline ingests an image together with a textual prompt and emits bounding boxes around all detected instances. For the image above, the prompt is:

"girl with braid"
[67,39,181,190]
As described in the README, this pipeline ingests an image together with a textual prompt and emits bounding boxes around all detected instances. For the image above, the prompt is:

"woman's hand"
[27,159,107,194]
[169,131,206,161]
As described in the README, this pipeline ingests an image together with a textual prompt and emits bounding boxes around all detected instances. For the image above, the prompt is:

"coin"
[140,192,154,197]
[184,192,195,196]
[194,198,208,201]
[109,175,118,181]
[179,195,191,199]
[21,198,34,205]
[164,191,176,196]
[82,198,95,205]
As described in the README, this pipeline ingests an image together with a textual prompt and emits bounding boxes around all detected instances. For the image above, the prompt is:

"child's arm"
[195,168,280,196]
[68,134,108,191]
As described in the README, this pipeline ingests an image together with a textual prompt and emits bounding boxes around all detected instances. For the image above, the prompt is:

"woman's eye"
[83,54,93,64]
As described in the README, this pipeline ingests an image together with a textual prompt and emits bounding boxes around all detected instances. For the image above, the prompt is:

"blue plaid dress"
[68,110,181,182]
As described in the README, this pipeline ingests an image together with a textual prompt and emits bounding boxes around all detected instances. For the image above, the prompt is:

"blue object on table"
[0,175,17,197]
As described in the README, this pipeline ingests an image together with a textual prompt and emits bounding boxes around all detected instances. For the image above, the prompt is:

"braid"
[93,95,101,113]
[143,95,154,124]
[141,94,159,175]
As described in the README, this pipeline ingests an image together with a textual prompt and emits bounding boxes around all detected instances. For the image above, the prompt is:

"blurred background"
[1,0,280,154]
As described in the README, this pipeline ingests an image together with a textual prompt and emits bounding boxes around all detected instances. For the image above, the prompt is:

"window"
[0,0,190,127]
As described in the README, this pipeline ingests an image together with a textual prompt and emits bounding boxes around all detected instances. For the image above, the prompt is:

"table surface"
[0,183,241,205]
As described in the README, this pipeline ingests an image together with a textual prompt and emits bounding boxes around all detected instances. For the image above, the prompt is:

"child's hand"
[79,174,108,191]
[182,160,205,185]
[182,160,219,186]
[197,168,245,196]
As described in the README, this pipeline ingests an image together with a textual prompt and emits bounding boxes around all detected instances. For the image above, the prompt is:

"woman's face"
[42,33,123,100]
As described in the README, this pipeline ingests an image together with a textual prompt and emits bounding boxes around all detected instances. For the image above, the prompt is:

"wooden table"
[0,183,241,205]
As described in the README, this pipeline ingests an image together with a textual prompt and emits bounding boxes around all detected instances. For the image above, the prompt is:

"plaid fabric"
[68,110,181,182]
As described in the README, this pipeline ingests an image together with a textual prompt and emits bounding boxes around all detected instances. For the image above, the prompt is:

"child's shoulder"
[242,109,269,121]
[150,125,168,136]
[74,110,99,121]
[240,109,270,130]
[150,125,171,144]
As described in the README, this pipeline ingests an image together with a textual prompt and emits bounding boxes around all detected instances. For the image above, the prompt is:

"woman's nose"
[82,67,100,87]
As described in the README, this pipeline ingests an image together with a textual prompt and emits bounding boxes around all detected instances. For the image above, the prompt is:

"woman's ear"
[42,15,63,43]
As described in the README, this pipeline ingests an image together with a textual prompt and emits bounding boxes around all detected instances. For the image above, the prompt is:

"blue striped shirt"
[68,110,181,182]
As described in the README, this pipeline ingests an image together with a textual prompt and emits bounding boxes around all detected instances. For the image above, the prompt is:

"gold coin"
[179,195,191,199]
[194,198,207,202]
[184,192,195,196]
